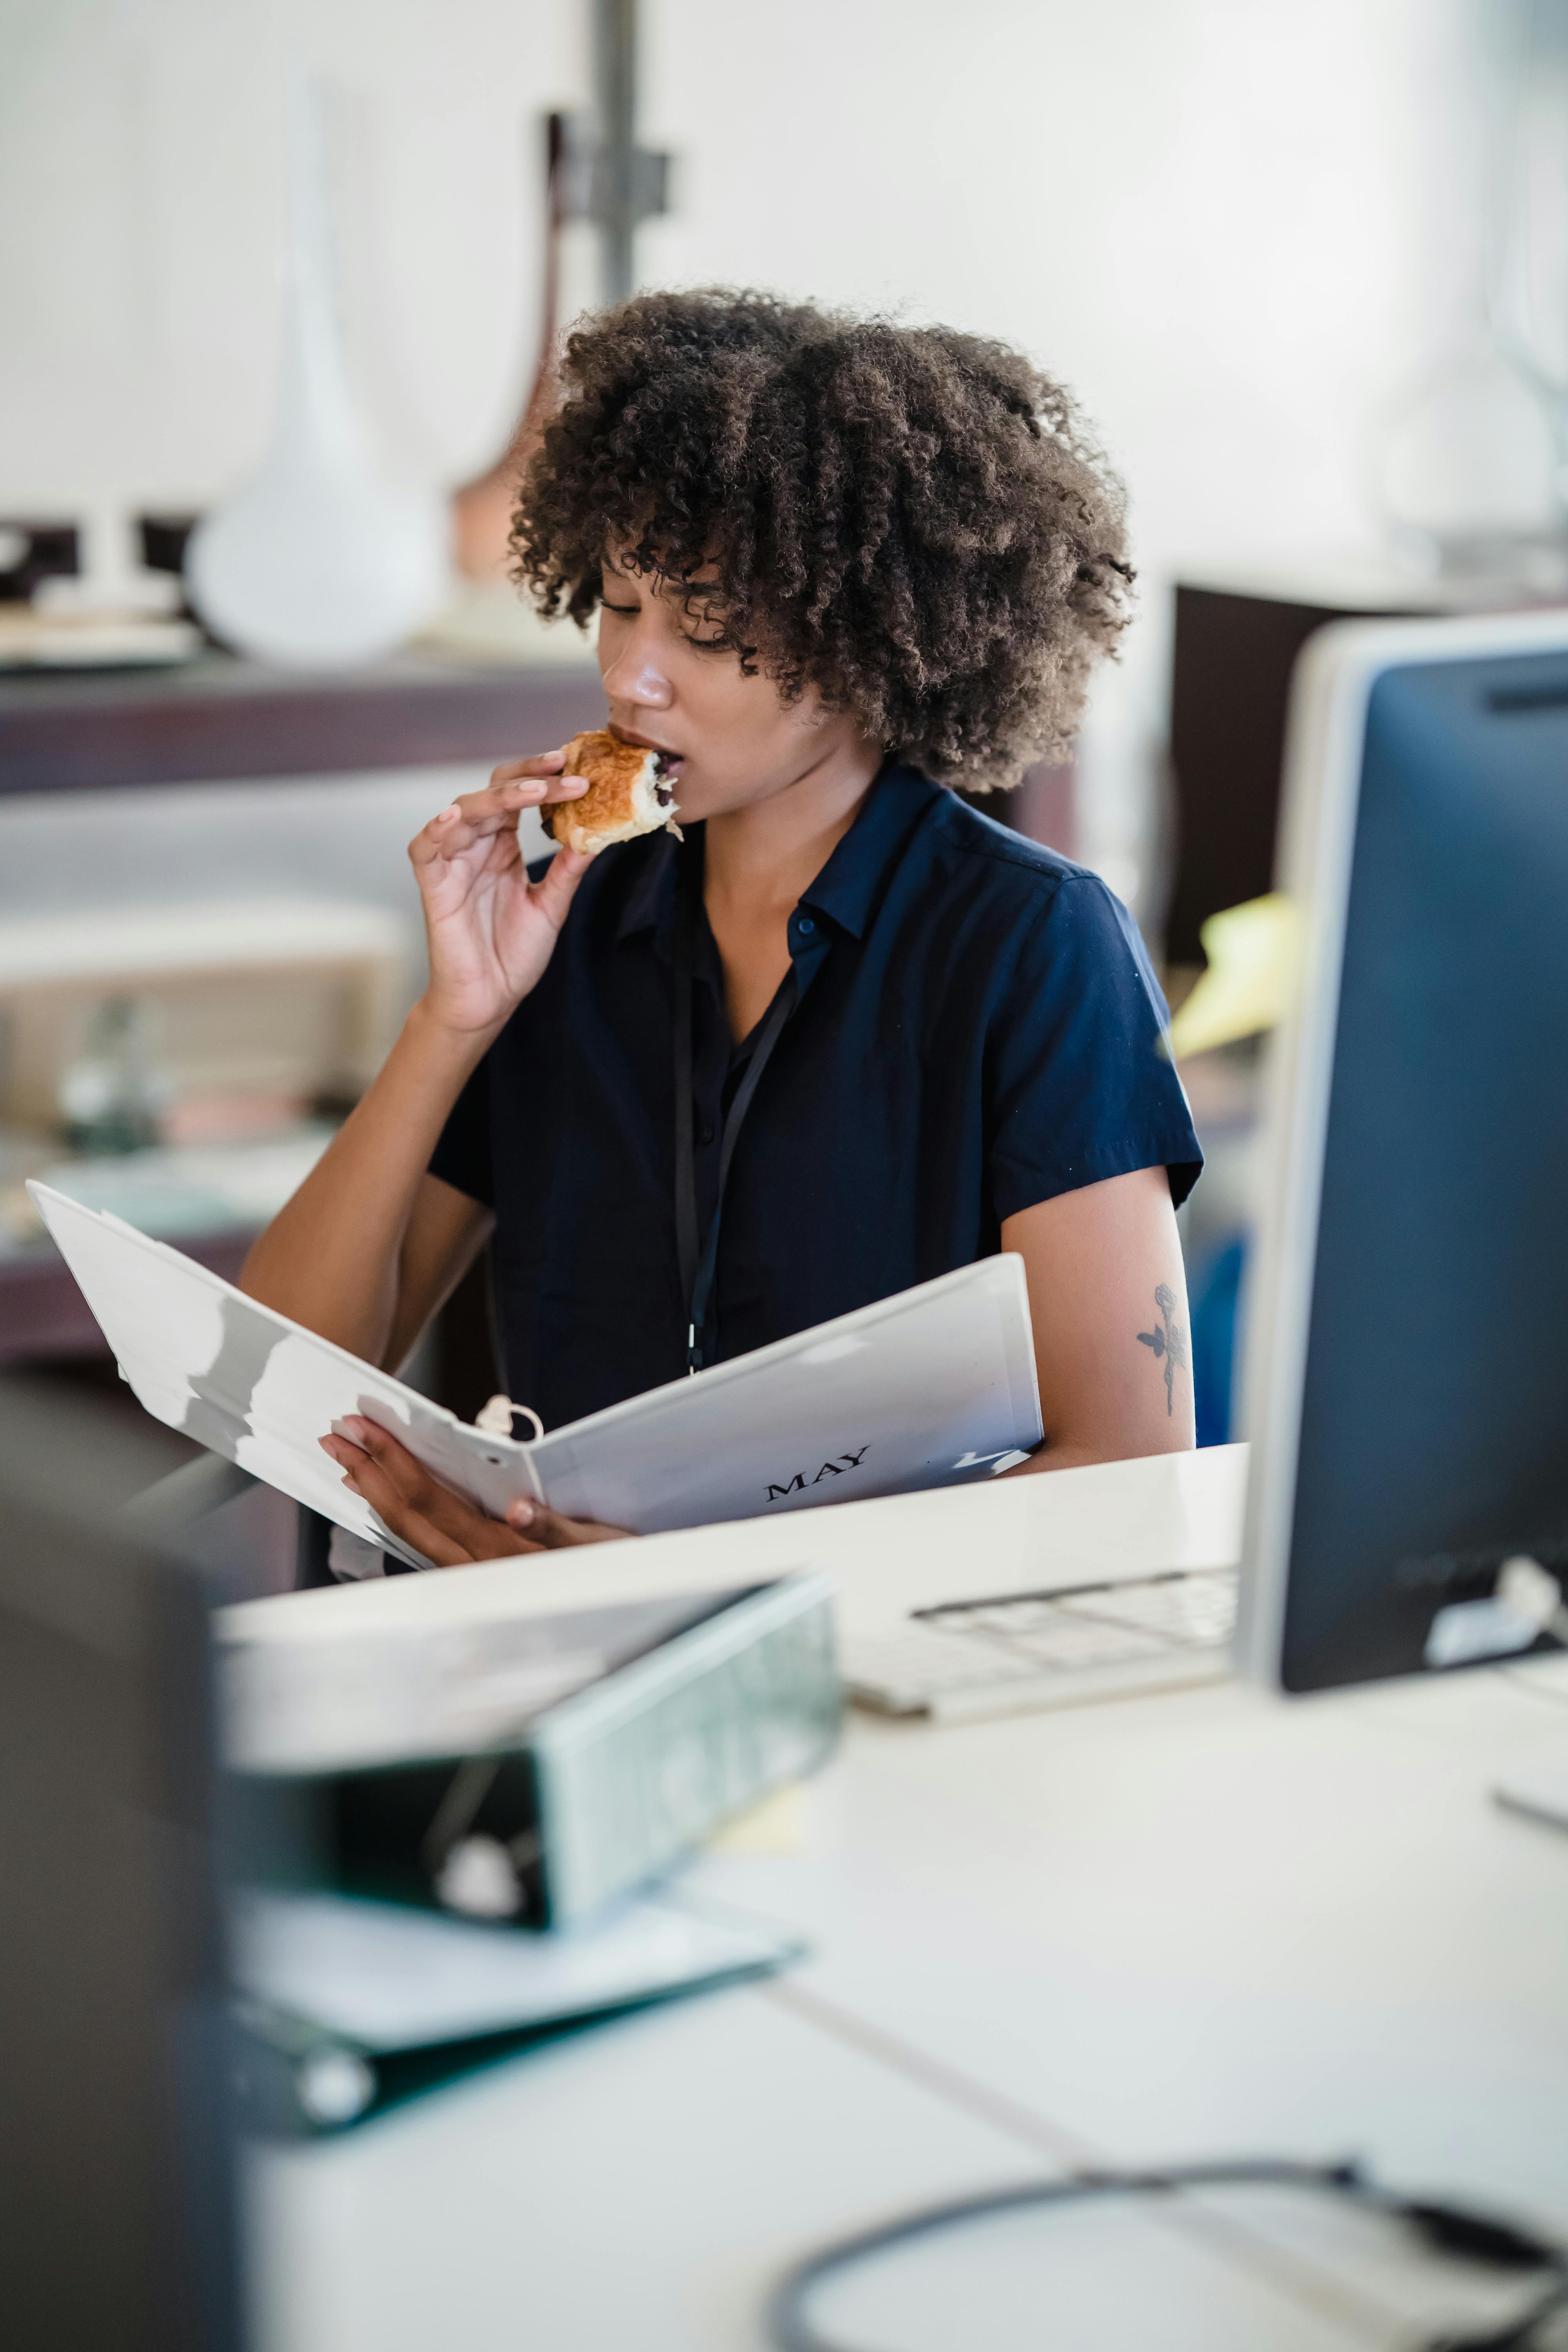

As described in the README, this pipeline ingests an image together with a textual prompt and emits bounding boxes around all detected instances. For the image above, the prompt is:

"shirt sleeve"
[987,872,1203,1220]
[428,1053,494,1207]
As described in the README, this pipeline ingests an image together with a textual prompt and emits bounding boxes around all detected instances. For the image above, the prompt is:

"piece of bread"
[543,730,681,855]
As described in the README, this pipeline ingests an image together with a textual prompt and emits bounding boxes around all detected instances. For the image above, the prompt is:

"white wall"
[641,0,1490,898]
[1,0,1491,909]
[0,0,591,519]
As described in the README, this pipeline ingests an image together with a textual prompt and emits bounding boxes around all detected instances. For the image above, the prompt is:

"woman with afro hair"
[243,289,1202,1564]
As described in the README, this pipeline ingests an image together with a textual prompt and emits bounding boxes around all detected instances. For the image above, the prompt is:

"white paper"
[230,1887,797,2049]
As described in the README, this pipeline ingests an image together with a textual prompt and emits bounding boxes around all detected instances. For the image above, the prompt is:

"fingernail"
[436,804,460,822]
[506,1498,535,1527]
[342,1474,361,1496]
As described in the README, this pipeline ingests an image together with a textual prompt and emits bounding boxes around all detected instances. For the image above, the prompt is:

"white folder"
[28,1180,1042,1565]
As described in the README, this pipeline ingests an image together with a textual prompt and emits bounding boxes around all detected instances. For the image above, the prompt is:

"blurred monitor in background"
[1240,612,1568,1698]
[0,1384,245,2352]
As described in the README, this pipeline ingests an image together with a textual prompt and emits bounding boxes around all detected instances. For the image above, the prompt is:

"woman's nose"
[601,634,673,710]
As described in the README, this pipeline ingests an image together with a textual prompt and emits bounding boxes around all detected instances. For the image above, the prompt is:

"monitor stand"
[1483,1563,1568,1832]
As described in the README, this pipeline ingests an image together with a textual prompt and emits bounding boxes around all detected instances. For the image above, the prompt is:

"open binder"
[29,1181,1042,1565]
[231,1888,806,2133]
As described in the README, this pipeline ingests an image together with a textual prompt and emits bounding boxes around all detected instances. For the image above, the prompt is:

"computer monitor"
[0,1384,244,2351]
[1238,609,1568,1698]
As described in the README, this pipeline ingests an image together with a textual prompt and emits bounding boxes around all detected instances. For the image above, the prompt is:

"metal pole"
[595,0,637,305]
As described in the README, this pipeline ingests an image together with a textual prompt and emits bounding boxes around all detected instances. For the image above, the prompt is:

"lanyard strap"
[673,877,797,1374]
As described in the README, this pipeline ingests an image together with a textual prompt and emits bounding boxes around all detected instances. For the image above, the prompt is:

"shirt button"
[698,1122,716,1146]
[795,915,815,936]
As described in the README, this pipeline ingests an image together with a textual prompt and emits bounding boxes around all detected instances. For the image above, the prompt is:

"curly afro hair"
[512,288,1133,790]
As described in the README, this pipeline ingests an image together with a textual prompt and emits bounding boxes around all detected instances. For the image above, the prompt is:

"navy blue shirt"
[430,763,1201,1432]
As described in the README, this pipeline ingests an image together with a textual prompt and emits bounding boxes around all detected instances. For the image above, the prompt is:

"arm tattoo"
[1136,1282,1187,1417]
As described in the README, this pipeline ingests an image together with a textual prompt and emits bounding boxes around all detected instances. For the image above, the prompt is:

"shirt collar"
[799,764,943,940]
[613,762,941,949]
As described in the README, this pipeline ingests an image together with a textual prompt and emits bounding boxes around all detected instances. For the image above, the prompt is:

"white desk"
[249,1449,1568,2350]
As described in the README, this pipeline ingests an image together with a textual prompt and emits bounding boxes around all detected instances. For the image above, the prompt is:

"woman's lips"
[611,724,684,766]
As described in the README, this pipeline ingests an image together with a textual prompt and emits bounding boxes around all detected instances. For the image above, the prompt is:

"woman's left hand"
[319,1418,631,1565]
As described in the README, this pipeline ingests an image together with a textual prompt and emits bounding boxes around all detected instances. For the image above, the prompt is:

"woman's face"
[595,552,875,822]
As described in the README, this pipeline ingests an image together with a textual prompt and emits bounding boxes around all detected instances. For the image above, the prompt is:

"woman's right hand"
[319,1420,631,1563]
[408,752,593,1037]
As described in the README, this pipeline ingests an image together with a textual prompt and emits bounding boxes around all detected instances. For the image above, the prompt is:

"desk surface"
[248,1450,1568,2350]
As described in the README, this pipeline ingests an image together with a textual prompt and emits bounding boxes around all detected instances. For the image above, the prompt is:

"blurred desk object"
[250,1451,1568,2351]
[0,891,396,1364]
[1164,562,1566,970]
[0,646,604,797]
[0,900,404,1127]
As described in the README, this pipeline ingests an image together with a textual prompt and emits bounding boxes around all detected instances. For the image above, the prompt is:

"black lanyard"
[672,874,797,1375]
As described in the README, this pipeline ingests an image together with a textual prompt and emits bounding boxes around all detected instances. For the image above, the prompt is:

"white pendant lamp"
[189,74,449,670]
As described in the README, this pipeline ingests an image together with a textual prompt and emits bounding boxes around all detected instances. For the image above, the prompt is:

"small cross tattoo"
[1137,1282,1187,1416]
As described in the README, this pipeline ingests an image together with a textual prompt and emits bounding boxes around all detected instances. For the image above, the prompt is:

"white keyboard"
[843,1566,1239,1721]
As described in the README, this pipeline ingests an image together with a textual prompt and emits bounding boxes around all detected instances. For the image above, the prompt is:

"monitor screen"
[1244,623,1568,1691]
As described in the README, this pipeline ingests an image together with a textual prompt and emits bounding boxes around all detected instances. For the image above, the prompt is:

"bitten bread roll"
[543,730,681,855]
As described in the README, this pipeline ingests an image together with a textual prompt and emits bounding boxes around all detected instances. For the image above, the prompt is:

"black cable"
[763,2157,1568,2352]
